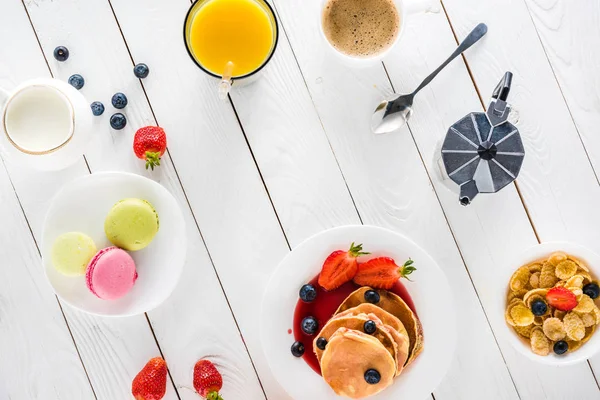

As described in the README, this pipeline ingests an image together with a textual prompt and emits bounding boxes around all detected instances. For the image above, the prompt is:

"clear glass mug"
[0,78,92,171]
[183,0,280,98]
[319,0,435,66]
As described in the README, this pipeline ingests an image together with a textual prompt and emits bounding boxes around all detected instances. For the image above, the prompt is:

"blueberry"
[363,320,376,334]
[110,113,127,130]
[133,63,150,79]
[111,92,128,109]
[68,74,84,90]
[583,283,600,299]
[90,101,105,116]
[301,316,319,335]
[299,284,317,303]
[553,340,568,355]
[364,290,380,304]
[53,46,69,62]
[316,337,327,350]
[530,299,548,316]
[364,369,381,384]
[291,341,305,357]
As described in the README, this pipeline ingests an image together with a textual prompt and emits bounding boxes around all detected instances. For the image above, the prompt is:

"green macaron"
[104,198,159,251]
[51,232,97,276]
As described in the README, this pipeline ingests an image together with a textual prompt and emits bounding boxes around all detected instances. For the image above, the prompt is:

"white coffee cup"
[319,0,435,66]
[0,78,93,171]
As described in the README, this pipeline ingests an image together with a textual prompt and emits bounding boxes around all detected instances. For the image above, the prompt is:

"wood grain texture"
[6,0,265,398]
[440,0,600,397]
[269,1,522,399]
[522,0,600,380]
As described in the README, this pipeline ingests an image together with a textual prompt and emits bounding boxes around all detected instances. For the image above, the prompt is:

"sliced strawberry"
[546,286,578,311]
[318,243,369,291]
[353,258,416,289]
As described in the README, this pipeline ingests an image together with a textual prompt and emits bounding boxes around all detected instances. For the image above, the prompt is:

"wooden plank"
[0,1,94,398]
[113,0,523,399]
[522,0,600,379]
[272,0,600,398]
[9,0,264,398]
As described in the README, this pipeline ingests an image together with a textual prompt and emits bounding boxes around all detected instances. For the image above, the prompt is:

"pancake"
[321,328,396,399]
[314,313,399,370]
[336,303,408,338]
[336,286,424,365]
[336,305,409,376]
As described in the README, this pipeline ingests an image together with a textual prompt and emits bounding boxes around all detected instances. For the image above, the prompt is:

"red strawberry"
[353,258,416,289]
[193,359,224,400]
[132,357,168,400]
[546,286,578,311]
[133,126,167,170]
[318,243,370,291]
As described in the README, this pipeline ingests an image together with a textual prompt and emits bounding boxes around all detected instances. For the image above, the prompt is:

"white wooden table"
[1,0,599,399]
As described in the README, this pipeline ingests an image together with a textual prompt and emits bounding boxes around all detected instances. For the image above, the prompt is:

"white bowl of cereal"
[497,242,600,365]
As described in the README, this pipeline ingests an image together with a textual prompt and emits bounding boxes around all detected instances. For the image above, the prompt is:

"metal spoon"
[372,23,488,134]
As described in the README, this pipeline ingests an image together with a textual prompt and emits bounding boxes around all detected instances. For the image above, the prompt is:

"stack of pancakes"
[314,287,423,399]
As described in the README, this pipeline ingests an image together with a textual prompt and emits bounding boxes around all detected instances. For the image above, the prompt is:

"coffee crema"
[322,0,400,58]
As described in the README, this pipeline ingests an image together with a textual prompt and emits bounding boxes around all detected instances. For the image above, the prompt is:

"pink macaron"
[86,247,138,300]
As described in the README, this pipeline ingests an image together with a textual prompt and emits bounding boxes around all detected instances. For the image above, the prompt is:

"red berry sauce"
[293,275,416,375]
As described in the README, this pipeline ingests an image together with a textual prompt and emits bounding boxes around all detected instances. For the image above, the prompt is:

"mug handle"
[404,0,439,15]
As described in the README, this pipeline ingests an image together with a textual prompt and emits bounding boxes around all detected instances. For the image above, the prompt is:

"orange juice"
[187,0,276,77]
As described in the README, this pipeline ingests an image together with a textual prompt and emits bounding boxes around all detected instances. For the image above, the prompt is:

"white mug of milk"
[0,78,92,171]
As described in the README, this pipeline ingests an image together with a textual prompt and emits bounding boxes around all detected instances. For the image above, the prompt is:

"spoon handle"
[411,23,488,96]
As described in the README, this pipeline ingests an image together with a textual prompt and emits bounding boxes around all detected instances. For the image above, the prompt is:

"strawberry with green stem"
[318,242,370,291]
[353,258,416,289]
[133,126,167,170]
[194,359,224,399]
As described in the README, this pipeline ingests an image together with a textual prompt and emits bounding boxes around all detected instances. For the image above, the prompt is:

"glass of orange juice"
[184,0,279,98]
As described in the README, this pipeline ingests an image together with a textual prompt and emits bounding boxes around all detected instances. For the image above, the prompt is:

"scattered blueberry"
[133,63,150,79]
[364,369,381,385]
[110,113,127,130]
[68,74,84,90]
[553,340,568,355]
[316,337,327,350]
[363,320,376,334]
[90,101,105,116]
[583,282,600,299]
[111,92,128,109]
[530,299,548,316]
[291,341,305,357]
[299,284,317,303]
[301,316,319,335]
[53,46,69,62]
[364,290,380,304]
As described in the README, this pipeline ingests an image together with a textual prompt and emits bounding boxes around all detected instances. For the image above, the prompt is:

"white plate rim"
[41,171,187,317]
[260,224,456,399]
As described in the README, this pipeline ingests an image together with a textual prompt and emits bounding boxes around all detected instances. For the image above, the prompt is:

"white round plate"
[495,241,600,365]
[260,225,456,400]
[42,172,186,316]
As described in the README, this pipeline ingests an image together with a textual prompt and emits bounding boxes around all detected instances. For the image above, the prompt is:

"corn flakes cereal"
[555,260,578,280]
[523,288,549,305]
[511,304,535,326]
[542,317,566,341]
[507,289,528,303]
[540,262,559,288]
[554,309,567,320]
[514,324,534,339]
[529,272,540,289]
[530,327,551,356]
[569,287,583,297]
[565,275,584,289]
[548,252,568,266]
[593,307,600,325]
[578,270,593,284]
[571,256,590,272]
[579,312,596,328]
[533,315,548,326]
[528,263,543,273]
[564,312,586,341]
[510,266,532,292]
[574,294,595,314]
